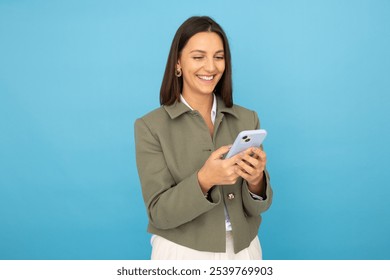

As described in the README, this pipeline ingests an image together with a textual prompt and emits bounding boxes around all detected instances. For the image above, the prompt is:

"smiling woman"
[134,16,273,260]
[178,32,226,136]
[178,32,225,97]
[160,16,233,108]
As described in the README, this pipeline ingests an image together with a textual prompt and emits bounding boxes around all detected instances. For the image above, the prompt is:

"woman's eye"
[215,56,224,60]
[193,56,203,60]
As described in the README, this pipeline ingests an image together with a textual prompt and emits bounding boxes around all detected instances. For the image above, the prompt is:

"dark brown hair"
[160,16,233,107]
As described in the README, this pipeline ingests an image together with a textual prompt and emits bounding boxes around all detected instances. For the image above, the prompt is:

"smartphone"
[224,129,267,159]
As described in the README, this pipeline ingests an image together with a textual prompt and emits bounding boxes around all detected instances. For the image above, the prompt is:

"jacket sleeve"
[241,169,273,216]
[241,110,273,217]
[134,118,222,230]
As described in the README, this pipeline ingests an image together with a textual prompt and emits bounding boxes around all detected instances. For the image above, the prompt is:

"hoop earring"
[175,68,182,77]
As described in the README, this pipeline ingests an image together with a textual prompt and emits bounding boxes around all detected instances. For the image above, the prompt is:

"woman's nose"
[204,58,216,72]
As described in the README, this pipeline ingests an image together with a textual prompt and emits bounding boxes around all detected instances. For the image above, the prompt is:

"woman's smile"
[197,75,215,81]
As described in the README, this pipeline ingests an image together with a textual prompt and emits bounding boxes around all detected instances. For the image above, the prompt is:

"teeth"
[198,75,214,81]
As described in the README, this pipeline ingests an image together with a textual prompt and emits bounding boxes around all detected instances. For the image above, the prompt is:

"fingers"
[235,156,264,186]
[235,147,266,177]
[211,145,232,159]
[236,165,264,187]
[225,152,243,164]
[236,160,255,175]
[206,146,267,186]
[242,147,267,164]
[211,145,244,165]
[235,165,252,181]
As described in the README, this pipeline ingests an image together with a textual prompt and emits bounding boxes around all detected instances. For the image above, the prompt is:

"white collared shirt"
[180,94,217,124]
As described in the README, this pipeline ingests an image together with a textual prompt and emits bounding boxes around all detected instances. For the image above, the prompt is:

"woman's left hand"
[234,147,267,193]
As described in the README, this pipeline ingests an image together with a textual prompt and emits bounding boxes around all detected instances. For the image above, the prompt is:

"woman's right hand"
[197,145,243,194]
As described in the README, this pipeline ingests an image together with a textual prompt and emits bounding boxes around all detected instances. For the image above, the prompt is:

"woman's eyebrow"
[189,49,224,53]
[190,50,206,53]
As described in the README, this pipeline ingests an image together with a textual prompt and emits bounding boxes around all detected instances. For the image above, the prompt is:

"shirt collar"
[164,95,238,120]
[180,94,217,123]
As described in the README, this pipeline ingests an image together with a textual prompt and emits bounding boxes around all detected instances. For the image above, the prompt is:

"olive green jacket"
[134,96,273,253]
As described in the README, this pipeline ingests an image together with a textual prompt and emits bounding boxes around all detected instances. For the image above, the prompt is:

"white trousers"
[151,231,262,260]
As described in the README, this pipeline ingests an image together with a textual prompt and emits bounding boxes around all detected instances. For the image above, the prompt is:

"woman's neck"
[182,92,213,114]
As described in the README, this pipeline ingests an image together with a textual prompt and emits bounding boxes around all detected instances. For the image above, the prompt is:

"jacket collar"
[164,95,239,119]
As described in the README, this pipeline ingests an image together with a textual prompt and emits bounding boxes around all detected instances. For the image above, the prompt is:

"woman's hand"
[234,147,267,196]
[197,145,243,194]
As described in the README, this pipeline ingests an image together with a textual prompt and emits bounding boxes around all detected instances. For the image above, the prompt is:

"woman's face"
[178,32,225,98]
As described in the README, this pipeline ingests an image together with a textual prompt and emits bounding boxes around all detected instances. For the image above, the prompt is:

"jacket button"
[227,193,235,200]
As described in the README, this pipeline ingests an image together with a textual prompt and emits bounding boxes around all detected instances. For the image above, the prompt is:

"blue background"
[1,0,389,260]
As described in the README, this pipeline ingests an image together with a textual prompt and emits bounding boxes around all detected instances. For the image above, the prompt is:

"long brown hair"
[160,16,233,107]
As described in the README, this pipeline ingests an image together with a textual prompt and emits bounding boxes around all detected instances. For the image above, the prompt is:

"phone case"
[225,129,267,159]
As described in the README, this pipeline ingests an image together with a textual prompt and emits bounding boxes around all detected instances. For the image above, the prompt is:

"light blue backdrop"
[1,0,389,260]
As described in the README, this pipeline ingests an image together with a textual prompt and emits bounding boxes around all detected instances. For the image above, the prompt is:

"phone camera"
[242,136,248,140]
[245,138,250,142]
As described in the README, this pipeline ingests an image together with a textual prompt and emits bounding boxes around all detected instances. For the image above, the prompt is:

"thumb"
[211,145,232,159]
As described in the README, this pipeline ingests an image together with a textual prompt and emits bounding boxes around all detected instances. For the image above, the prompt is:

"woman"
[135,16,273,260]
